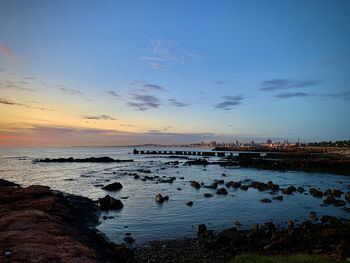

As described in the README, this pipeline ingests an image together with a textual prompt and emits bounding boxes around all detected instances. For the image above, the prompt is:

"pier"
[132,149,263,158]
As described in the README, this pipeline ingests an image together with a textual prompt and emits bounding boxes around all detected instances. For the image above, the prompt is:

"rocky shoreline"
[1,178,349,262]
[0,179,132,263]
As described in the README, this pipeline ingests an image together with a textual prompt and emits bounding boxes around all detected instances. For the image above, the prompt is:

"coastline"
[1,178,349,262]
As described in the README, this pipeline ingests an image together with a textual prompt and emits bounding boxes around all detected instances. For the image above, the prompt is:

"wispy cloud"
[127,94,161,111]
[0,44,17,62]
[275,92,314,99]
[107,90,121,99]
[82,114,117,120]
[141,38,201,64]
[168,98,190,107]
[129,80,167,92]
[0,80,35,91]
[58,87,83,95]
[259,79,324,91]
[22,76,36,80]
[320,90,350,100]
[214,95,244,110]
[150,63,164,71]
[0,97,53,111]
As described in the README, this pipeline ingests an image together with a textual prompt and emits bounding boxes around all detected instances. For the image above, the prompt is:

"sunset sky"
[0,0,349,146]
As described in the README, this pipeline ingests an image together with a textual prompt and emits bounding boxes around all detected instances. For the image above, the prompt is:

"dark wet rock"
[309,212,319,221]
[240,185,248,191]
[0,179,19,187]
[133,175,140,179]
[35,157,134,163]
[217,228,240,246]
[160,177,176,183]
[267,181,279,191]
[281,186,297,195]
[216,188,228,195]
[197,224,207,236]
[186,201,193,206]
[346,192,350,202]
[225,181,241,188]
[179,177,185,179]
[123,236,135,243]
[163,196,169,201]
[204,193,213,198]
[222,173,227,177]
[155,194,165,203]
[190,181,201,189]
[99,195,124,210]
[216,180,225,185]
[204,182,218,189]
[272,195,283,201]
[102,182,123,191]
[343,207,350,213]
[185,159,208,166]
[260,198,272,203]
[332,189,343,197]
[250,181,269,191]
[309,188,323,198]
[323,196,346,206]
[177,187,182,191]
[287,220,294,230]
[297,187,305,193]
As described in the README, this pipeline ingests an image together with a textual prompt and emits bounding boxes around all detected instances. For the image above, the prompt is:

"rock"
[190,181,201,189]
[309,188,323,198]
[123,236,135,243]
[272,195,283,201]
[297,187,305,193]
[288,220,294,230]
[321,228,338,238]
[251,181,269,191]
[112,245,134,263]
[186,159,208,166]
[155,194,165,203]
[204,193,213,198]
[332,189,342,197]
[186,201,193,206]
[281,186,297,195]
[260,198,272,203]
[240,185,248,191]
[217,228,240,246]
[345,192,350,202]
[0,179,19,187]
[267,181,280,191]
[197,224,207,236]
[163,196,169,201]
[204,182,218,189]
[99,195,124,210]
[216,188,228,195]
[324,196,346,206]
[177,187,182,191]
[225,181,241,188]
[102,182,123,191]
[216,180,225,185]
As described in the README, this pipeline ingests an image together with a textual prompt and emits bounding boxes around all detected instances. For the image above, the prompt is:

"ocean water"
[0,147,349,245]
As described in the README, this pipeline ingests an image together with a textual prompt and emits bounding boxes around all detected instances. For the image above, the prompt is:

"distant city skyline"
[1,0,350,147]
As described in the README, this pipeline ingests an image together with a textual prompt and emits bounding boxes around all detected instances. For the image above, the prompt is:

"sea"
[0,147,349,245]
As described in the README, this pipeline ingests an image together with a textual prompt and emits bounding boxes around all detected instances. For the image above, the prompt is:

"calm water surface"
[0,147,349,245]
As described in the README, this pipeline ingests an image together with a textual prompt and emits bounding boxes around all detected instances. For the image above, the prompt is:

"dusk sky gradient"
[0,0,349,146]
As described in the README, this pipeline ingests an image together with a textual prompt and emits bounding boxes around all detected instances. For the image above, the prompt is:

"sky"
[0,0,349,147]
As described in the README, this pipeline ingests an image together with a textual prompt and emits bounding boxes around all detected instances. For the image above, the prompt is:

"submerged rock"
[204,193,213,198]
[102,182,123,191]
[186,201,193,206]
[190,181,201,189]
[216,188,228,195]
[204,182,218,189]
[260,198,272,203]
[240,185,248,191]
[309,188,323,198]
[99,195,124,210]
[281,186,297,195]
[272,195,283,201]
[155,194,165,203]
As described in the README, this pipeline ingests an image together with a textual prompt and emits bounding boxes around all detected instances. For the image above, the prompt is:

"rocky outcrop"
[102,182,123,191]
[0,179,132,263]
[99,195,124,210]
[34,157,134,163]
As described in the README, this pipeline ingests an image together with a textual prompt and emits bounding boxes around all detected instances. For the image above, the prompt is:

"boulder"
[204,193,213,198]
[197,224,207,236]
[216,188,228,195]
[260,198,272,203]
[155,194,165,203]
[123,236,135,243]
[225,181,241,188]
[309,188,323,198]
[217,228,240,246]
[297,187,305,193]
[240,185,249,191]
[272,195,283,201]
[186,201,193,206]
[190,181,201,189]
[102,182,123,191]
[281,186,297,195]
[98,195,124,210]
[204,182,218,189]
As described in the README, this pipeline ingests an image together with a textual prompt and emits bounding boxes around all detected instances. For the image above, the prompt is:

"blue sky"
[0,0,349,146]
